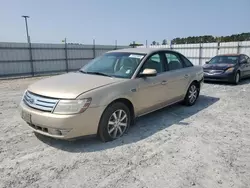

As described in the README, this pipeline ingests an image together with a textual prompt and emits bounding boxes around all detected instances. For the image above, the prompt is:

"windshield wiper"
[79,70,111,77]
[79,70,88,74]
[87,72,112,77]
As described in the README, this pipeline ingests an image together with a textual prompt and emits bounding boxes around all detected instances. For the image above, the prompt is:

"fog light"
[48,128,62,136]
[48,128,71,136]
[60,129,71,135]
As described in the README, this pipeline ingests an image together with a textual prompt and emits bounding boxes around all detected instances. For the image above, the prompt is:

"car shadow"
[36,95,220,153]
[237,78,250,85]
[204,77,250,86]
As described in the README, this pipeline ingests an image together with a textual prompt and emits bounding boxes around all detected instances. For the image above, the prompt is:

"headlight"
[225,67,235,73]
[53,98,92,115]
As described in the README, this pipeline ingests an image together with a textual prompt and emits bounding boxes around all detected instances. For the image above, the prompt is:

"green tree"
[171,32,250,44]
[162,39,167,45]
[151,41,157,45]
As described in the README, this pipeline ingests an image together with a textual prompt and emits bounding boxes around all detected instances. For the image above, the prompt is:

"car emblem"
[28,97,35,104]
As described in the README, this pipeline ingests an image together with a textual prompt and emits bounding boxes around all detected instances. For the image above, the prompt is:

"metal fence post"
[28,40,34,76]
[237,42,240,54]
[64,38,69,72]
[198,43,202,65]
[93,39,96,58]
[170,42,173,50]
[22,16,34,76]
[217,42,220,55]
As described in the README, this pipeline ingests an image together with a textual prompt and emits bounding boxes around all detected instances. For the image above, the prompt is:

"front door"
[244,55,250,77]
[133,53,168,115]
[239,55,249,77]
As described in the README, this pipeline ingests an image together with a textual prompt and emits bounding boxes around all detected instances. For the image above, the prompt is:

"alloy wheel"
[188,85,198,104]
[107,109,128,139]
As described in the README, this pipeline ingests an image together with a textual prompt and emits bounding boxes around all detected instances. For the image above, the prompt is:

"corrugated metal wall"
[0,42,128,78]
[1,41,250,78]
[138,41,250,65]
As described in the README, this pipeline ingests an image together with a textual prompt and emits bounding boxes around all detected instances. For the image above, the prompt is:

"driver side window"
[240,55,247,63]
[141,53,165,74]
[244,55,250,64]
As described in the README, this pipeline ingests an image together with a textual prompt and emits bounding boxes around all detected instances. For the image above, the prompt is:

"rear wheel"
[98,102,131,142]
[184,82,199,106]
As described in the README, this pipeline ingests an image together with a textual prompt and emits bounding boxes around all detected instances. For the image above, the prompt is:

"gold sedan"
[20,48,204,142]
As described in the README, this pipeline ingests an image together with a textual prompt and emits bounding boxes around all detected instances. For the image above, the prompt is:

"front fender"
[76,80,137,108]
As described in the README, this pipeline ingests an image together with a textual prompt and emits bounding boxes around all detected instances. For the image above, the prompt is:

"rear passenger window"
[165,53,183,71]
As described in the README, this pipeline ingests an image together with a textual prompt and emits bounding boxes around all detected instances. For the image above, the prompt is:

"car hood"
[28,72,124,99]
[203,63,235,70]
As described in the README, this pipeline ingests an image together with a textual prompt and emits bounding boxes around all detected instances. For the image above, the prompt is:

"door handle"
[161,80,167,85]
[184,74,189,78]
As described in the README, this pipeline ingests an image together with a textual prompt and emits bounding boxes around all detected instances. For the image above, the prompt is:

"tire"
[233,72,240,85]
[98,102,131,142]
[184,82,199,106]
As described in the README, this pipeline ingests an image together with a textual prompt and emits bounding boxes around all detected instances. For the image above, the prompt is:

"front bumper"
[199,77,204,87]
[203,72,235,82]
[19,101,106,139]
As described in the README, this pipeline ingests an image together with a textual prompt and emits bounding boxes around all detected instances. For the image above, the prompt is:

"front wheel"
[98,102,131,142]
[184,82,199,106]
[233,72,240,85]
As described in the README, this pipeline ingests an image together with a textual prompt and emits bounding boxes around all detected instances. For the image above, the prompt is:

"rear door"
[162,52,192,103]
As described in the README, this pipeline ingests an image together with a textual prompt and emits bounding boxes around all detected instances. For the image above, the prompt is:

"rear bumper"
[204,72,235,82]
[19,101,106,139]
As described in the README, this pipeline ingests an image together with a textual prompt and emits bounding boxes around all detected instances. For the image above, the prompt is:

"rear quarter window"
[181,55,193,67]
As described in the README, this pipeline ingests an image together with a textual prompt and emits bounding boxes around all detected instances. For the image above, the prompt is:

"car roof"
[216,54,241,56]
[107,48,176,55]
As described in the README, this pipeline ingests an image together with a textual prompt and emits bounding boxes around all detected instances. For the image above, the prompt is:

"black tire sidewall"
[234,72,240,85]
[98,102,131,142]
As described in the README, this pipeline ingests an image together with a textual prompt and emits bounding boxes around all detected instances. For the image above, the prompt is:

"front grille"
[204,70,224,74]
[23,91,59,112]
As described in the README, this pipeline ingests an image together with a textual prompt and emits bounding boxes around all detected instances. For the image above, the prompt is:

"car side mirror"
[205,61,209,64]
[140,68,157,77]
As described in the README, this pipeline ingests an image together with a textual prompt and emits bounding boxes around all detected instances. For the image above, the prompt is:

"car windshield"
[208,56,239,64]
[80,52,145,79]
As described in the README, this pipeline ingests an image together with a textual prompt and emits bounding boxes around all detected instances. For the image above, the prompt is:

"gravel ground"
[0,77,250,188]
